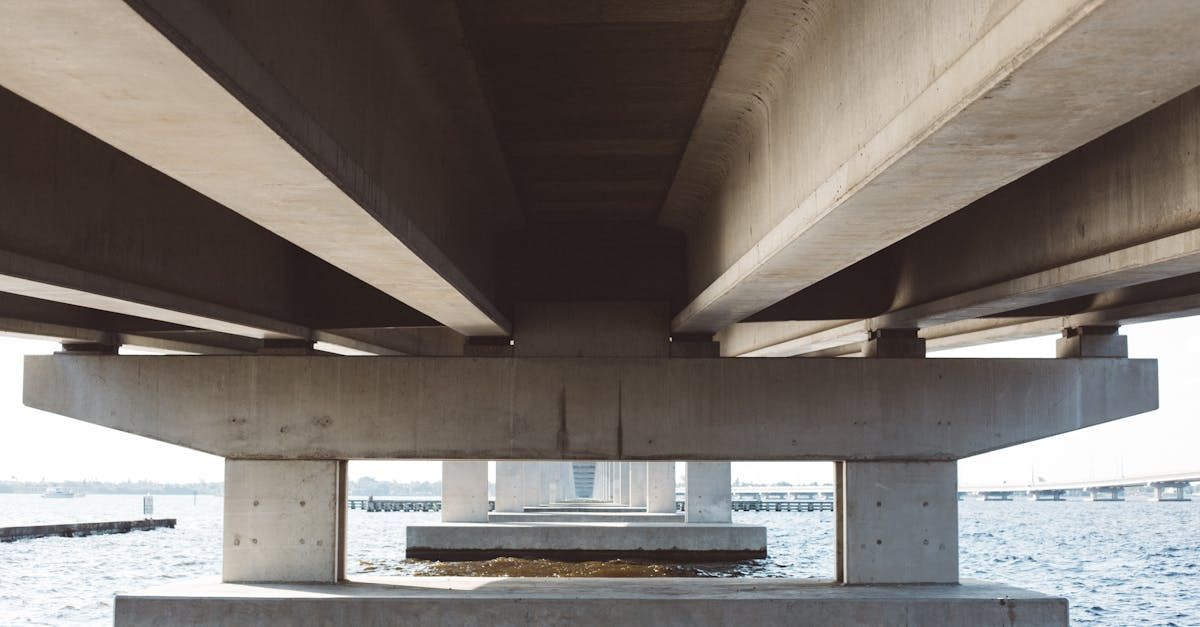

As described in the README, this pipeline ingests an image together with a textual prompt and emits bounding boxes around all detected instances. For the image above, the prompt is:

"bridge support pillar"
[1153,482,1191,501]
[629,462,647,507]
[223,459,346,584]
[646,462,676,513]
[685,462,731,523]
[839,461,958,584]
[441,461,488,523]
[494,462,524,512]
[1056,325,1128,358]
[521,462,544,507]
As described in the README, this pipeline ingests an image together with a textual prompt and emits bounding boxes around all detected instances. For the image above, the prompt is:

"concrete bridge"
[965,471,1199,502]
[2,0,1198,624]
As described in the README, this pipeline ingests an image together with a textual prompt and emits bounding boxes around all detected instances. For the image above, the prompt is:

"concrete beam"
[23,355,1157,460]
[0,85,434,347]
[0,0,516,335]
[669,0,1200,332]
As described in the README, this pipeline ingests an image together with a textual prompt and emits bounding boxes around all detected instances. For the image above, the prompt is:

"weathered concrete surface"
[670,0,1200,333]
[488,512,684,524]
[114,577,1068,627]
[0,519,175,542]
[0,1,515,335]
[441,461,488,523]
[629,461,647,508]
[841,462,958,585]
[685,462,731,523]
[223,460,344,583]
[405,523,766,561]
[493,461,524,514]
[723,89,1200,358]
[23,355,1157,460]
[646,461,677,514]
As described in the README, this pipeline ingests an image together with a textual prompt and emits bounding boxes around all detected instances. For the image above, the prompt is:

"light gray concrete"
[686,462,731,523]
[841,461,958,585]
[441,461,488,523]
[1057,327,1129,359]
[629,462,647,508]
[646,461,677,514]
[114,577,1068,627]
[488,512,684,524]
[493,462,523,513]
[669,0,1200,334]
[0,1,516,336]
[521,462,542,507]
[405,522,766,561]
[223,460,344,584]
[22,355,1158,460]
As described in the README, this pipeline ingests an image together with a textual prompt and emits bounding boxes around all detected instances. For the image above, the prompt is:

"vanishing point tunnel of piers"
[2,0,1199,624]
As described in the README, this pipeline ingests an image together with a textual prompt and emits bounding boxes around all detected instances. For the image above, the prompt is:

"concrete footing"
[405,523,767,561]
[114,577,1068,626]
[488,512,685,523]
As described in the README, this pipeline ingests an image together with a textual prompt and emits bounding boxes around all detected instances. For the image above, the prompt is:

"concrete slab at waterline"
[488,512,685,523]
[114,577,1067,627]
[405,522,766,561]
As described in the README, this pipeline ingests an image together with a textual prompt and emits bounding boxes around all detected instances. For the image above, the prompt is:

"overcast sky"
[0,316,1195,487]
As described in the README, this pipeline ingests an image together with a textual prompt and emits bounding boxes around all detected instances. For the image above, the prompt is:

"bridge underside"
[4,1,1198,625]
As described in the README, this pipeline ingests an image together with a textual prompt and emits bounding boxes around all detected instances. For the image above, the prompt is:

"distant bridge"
[961,471,1198,502]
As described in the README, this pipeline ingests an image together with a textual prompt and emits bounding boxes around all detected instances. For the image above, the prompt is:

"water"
[1,494,1197,625]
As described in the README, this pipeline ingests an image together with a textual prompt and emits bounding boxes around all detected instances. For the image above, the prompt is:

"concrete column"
[223,459,345,583]
[840,461,958,584]
[521,462,542,507]
[629,462,647,508]
[541,462,558,505]
[685,461,731,523]
[441,461,488,523]
[494,461,524,513]
[646,462,676,513]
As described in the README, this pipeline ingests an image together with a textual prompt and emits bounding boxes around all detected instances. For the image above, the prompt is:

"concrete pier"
[441,461,488,523]
[685,462,732,524]
[646,462,676,514]
[223,460,346,584]
[0,519,176,542]
[113,578,1068,627]
[407,522,767,561]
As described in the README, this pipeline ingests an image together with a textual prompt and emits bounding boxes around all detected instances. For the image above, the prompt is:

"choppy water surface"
[1,494,1196,625]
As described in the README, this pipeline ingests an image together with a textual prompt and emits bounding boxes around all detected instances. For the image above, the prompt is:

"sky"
[0,316,1196,487]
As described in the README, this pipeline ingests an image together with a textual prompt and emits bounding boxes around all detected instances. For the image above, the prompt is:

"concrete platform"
[522,504,646,513]
[406,522,767,561]
[488,512,685,523]
[114,577,1068,626]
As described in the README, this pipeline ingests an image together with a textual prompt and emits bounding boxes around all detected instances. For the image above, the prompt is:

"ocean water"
[0,493,1197,625]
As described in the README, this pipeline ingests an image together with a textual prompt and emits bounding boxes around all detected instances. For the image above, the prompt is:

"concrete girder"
[0,84,437,351]
[736,88,1200,354]
[669,0,1200,333]
[23,355,1156,461]
[0,0,515,336]
[721,269,1200,358]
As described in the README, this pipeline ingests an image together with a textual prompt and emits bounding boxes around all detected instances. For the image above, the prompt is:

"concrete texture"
[686,462,731,523]
[114,577,1068,627]
[223,460,344,583]
[841,462,958,585]
[646,462,677,514]
[487,512,684,524]
[629,462,647,507]
[493,462,523,513]
[0,1,514,335]
[23,355,1157,460]
[441,461,488,523]
[670,0,1200,333]
[405,522,766,561]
